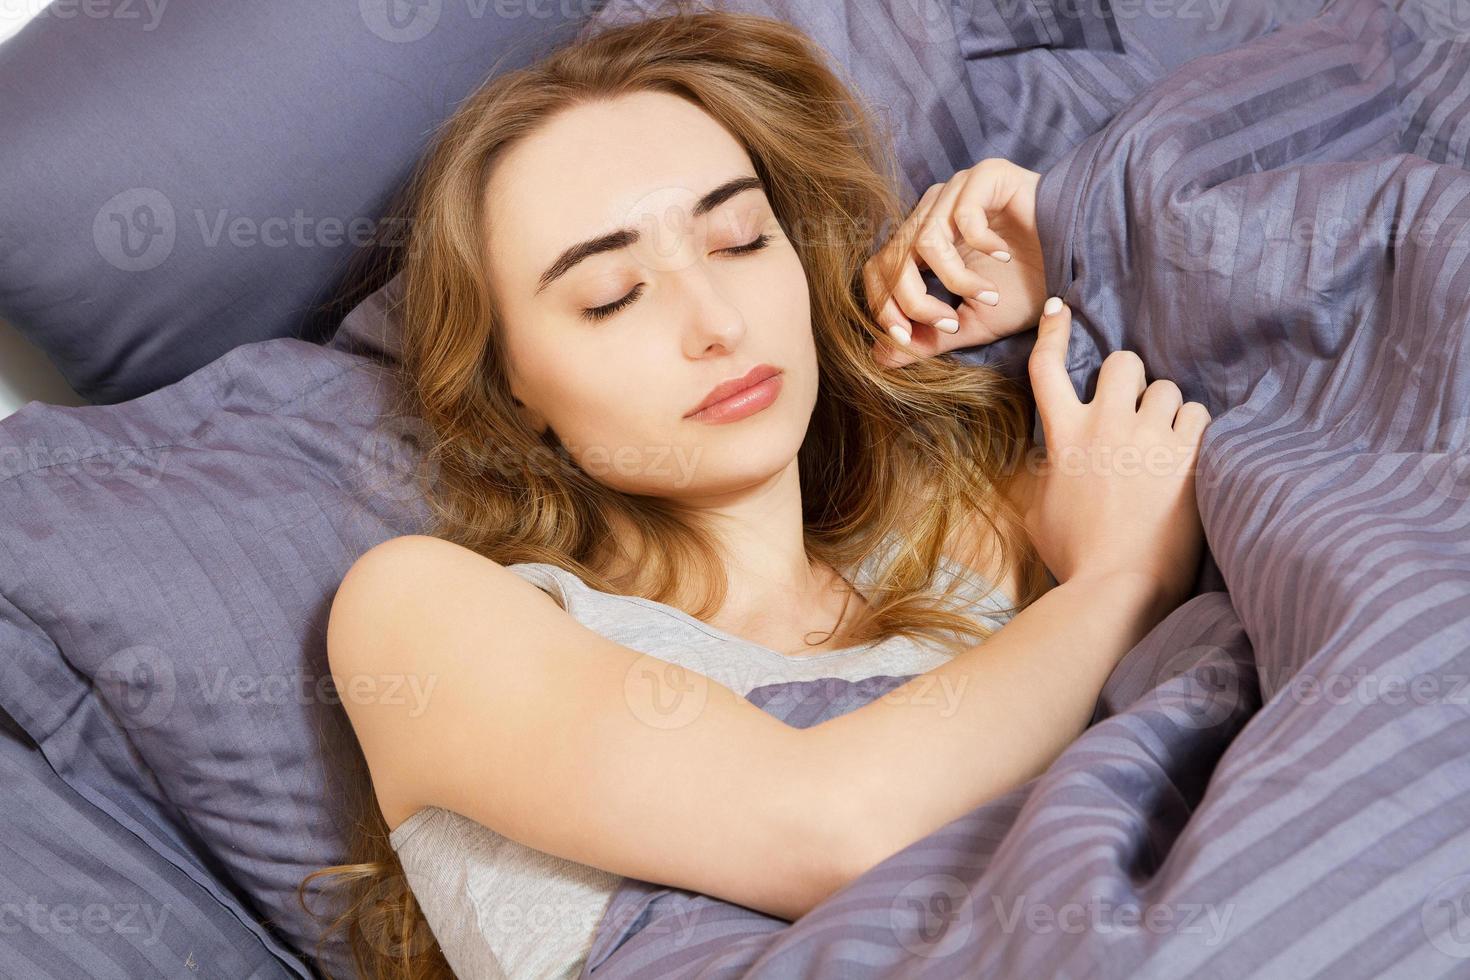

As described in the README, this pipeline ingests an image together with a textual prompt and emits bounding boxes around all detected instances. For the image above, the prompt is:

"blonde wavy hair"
[300,4,1048,977]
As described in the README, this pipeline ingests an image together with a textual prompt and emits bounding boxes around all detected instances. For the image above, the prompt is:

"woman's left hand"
[863,158,1048,368]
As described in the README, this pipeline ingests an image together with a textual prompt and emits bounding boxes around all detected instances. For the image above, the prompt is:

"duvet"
[581,0,1470,976]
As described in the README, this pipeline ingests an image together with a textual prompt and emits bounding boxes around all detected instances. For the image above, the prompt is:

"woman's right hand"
[1018,298,1212,612]
[865,158,1047,368]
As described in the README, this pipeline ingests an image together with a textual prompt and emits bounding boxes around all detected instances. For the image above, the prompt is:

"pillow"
[0,0,600,404]
[0,680,309,977]
[0,331,427,978]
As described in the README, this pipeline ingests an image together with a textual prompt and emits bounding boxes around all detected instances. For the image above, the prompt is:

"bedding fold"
[581,0,1470,975]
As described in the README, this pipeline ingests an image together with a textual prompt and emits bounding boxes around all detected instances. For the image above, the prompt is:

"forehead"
[483,91,759,292]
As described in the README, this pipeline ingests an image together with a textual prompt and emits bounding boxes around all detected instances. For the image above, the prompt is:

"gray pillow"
[0,0,599,404]
[0,326,428,977]
[0,677,308,977]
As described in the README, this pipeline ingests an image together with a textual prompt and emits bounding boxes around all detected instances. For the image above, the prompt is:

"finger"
[862,260,915,337]
[864,247,957,336]
[871,314,944,368]
[951,171,1015,259]
[1093,349,1148,413]
[1137,378,1184,427]
[1174,401,1213,442]
[911,175,1002,301]
[893,255,962,334]
[1028,296,1081,429]
[874,293,912,340]
[866,182,944,285]
[871,292,934,367]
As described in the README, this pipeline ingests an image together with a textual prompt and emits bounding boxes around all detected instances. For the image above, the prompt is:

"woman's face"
[484,89,817,499]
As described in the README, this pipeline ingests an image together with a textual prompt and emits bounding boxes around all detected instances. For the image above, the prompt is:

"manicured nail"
[990,250,1011,262]
[1042,296,1063,316]
[934,317,959,334]
[974,290,999,306]
[888,323,911,346]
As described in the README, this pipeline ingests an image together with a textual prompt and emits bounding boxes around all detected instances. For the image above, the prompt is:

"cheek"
[757,239,810,307]
[533,352,691,478]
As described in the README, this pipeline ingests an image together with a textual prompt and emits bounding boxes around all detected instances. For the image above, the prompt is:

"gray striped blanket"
[581,0,1470,976]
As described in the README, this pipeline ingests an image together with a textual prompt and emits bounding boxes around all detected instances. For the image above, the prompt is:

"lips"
[684,364,782,418]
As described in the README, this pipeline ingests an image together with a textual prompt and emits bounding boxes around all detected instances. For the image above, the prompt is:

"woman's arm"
[812,570,1168,878]
[329,532,863,921]
[331,298,1211,924]
[327,536,1167,924]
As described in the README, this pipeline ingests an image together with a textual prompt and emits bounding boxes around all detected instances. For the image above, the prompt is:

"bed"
[3,0,1467,977]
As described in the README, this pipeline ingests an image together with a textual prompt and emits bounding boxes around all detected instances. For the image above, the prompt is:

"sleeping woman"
[303,8,1212,980]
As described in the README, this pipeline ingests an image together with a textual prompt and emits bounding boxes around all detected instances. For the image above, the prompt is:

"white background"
[1,3,89,420]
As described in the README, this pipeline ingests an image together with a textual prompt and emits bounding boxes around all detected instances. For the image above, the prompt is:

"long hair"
[300,4,1048,977]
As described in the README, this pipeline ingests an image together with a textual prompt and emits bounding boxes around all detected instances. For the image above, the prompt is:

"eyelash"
[580,233,774,323]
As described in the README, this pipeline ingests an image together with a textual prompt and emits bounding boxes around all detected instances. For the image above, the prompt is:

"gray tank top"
[389,534,1015,979]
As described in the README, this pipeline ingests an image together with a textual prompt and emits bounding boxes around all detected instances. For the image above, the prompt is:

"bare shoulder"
[337,533,509,592]
[332,533,560,619]
[326,534,562,831]
[329,534,560,662]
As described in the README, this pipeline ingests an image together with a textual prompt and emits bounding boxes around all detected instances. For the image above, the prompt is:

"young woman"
[303,8,1210,979]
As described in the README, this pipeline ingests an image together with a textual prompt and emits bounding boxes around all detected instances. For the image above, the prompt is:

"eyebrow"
[534,175,766,295]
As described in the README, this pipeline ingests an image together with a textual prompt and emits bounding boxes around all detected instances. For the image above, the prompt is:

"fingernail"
[974,290,999,306]
[934,317,959,334]
[887,323,911,346]
[991,250,1011,262]
[1042,296,1063,316]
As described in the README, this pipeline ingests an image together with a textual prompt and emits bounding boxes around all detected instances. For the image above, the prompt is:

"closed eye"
[580,233,774,323]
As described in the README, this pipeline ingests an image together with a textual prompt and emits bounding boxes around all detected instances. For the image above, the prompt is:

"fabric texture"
[0,0,599,403]
[3,0,1445,976]
[0,700,299,980]
[578,0,1470,976]
[0,339,425,980]
[390,547,1015,980]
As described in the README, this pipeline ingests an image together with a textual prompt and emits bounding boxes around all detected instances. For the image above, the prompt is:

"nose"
[673,260,747,358]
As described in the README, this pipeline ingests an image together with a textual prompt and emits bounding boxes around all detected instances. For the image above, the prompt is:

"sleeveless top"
[388,532,1016,979]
